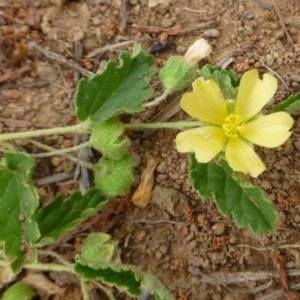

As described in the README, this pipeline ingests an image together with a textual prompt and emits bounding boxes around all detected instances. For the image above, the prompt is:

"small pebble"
[160,18,174,28]
[294,214,300,223]
[155,251,163,259]
[156,161,167,173]
[286,261,295,269]
[290,74,300,82]
[261,180,272,190]
[176,45,186,55]
[159,244,169,255]
[203,29,220,38]
[189,256,204,267]
[212,223,225,235]
[265,54,274,66]
[242,10,255,21]
[229,236,237,244]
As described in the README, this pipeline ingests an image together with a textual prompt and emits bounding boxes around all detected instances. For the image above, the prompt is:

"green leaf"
[80,233,117,262]
[2,282,36,300]
[75,233,174,300]
[0,152,40,273]
[189,154,278,234]
[197,64,241,99]
[75,45,156,123]
[75,261,142,296]
[33,188,107,245]
[273,92,300,113]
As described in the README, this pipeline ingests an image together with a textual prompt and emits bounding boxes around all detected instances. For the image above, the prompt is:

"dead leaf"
[132,158,158,207]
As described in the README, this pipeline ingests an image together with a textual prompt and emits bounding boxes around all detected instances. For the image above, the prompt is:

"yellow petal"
[234,70,277,121]
[240,112,293,147]
[181,77,228,126]
[175,126,227,162]
[226,138,265,177]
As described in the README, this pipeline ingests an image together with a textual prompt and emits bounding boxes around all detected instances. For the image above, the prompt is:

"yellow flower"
[175,69,294,177]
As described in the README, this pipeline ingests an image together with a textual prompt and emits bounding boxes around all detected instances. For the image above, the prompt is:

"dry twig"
[86,38,156,59]
[270,250,295,300]
[120,0,128,33]
[129,219,192,226]
[257,282,300,300]
[251,0,276,11]
[29,41,94,78]
[136,20,218,35]
[271,0,293,44]
[0,66,31,83]
[263,64,289,91]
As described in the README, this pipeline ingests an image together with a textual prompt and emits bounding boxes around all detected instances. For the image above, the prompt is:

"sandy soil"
[1,0,300,299]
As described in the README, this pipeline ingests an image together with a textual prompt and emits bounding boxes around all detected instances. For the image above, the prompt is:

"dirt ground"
[1,0,300,299]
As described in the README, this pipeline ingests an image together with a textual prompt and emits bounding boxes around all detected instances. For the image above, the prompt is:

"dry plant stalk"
[132,158,158,207]
[270,250,295,300]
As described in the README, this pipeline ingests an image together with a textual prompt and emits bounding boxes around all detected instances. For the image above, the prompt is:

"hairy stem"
[28,139,93,169]
[143,90,170,108]
[23,262,75,274]
[92,281,115,300]
[81,280,91,300]
[30,140,91,157]
[124,120,203,130]
[0,123,89,142]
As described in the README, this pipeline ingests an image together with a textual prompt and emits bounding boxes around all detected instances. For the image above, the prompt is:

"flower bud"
[160,38,212,93]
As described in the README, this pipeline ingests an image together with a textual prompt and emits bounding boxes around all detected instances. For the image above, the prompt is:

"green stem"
[30,141,92,158]
[92,281,115,300]
[24,262,75,274]
[124,120,203,131]
[143,90,170,108]
[28,139,93,169]
[0,123,89,142]
[81,280,91,300]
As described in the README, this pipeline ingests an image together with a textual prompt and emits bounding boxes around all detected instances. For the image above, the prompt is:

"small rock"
[160,18,174,28]
[176,45,186,55]
[261,180,272,190]
[270,173,280,181]
[278,211,286,220]
[129,0,138,4]
[151,186,189,217]
[265,54,274,66]
[156,161,167,173]
[155,251,163,259]
[189,240,198,249]
[212,223,225,235]
[203,29,220,38]
[229,236,237,244]
[290,74,300,83]
[185,231,194,241]
[36,62,59,82]
[295,140,300,151]
[189,256,204,268]
[242,10,255,21]
[294,214,300,223]
[286,261,295,269]
[159,244,168,255]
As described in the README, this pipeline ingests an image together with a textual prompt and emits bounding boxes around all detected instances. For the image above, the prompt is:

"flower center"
[222,113,246,138]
